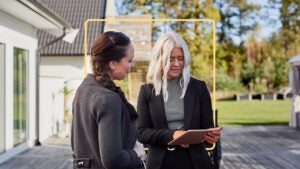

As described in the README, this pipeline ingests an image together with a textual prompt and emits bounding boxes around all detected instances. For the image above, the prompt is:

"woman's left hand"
[204,127,223,144]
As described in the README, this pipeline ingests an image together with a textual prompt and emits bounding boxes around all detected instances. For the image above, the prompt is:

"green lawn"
[216,100,291,126]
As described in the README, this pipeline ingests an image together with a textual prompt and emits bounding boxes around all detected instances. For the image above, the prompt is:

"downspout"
[35,28,66,146]
[101,0,107,32]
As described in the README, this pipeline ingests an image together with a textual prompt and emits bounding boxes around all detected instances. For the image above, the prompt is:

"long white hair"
[146,31,191,101]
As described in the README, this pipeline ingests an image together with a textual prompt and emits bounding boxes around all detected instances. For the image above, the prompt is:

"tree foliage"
[117,0,300,95]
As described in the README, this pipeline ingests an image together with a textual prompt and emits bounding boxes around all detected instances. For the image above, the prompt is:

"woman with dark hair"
[71,31,145,169]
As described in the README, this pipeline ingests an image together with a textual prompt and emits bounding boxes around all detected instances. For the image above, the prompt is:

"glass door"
[13,47,29,146]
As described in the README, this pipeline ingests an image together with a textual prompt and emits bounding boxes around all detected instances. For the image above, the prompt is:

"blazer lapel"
[184,84,195,129]
[151,94,169,129]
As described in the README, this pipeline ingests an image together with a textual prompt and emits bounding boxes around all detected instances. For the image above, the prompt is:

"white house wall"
[0,14,37,163]
[40,56,84,79]
[40,56,85,135]
[39,77,64,141]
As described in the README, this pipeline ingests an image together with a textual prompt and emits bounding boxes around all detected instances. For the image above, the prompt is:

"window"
[0,43,4,152]
[13,47,29,146]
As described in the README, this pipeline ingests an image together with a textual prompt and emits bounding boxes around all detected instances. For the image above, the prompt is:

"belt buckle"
[167,146,176,151]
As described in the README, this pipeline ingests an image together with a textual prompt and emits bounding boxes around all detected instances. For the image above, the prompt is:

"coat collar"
[83,74,97,85]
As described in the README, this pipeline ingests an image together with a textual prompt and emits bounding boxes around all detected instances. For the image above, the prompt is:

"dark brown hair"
[91,31,138,120]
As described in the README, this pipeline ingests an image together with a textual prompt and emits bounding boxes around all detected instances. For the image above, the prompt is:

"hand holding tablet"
[168,127,222,146]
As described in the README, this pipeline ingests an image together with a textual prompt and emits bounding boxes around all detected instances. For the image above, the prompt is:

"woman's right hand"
[173,130,189,148]
[133,141,145,159]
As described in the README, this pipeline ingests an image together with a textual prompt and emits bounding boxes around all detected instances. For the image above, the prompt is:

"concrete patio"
[0,126,299,169]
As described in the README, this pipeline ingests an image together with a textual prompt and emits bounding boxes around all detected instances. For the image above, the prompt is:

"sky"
[249,0,281,39]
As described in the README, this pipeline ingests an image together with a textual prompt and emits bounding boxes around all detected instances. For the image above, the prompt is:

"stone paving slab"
[0,126,299,169]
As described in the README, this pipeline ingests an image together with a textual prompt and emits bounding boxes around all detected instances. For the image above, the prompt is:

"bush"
[216,69,245,92]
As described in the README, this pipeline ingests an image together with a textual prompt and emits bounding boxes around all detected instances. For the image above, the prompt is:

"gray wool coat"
[71,74,140,169]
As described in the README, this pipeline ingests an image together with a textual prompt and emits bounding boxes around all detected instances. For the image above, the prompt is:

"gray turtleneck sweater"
[164,77,184,130]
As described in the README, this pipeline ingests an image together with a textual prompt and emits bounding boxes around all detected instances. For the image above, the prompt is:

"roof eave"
[19,0,79,43]
[0,0,77,43]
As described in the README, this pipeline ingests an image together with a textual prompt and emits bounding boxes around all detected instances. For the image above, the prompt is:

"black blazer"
[137,77,214,169]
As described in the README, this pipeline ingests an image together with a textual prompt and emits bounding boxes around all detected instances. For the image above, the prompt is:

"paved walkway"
[0,126,299,169]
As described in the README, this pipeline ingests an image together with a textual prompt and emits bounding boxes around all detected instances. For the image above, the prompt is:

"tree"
[240,61,256,91]
[215,0,260,46]
[267,0,300,58]
[60,82,73,123]
[117,0,220,88]
[279,0,300,58]
[214,0,261,85]
[116,0,295,94]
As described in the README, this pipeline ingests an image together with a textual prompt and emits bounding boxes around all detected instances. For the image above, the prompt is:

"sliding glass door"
[13,47,29,146]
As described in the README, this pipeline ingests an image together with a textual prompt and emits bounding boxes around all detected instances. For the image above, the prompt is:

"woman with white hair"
[137,31,222,169]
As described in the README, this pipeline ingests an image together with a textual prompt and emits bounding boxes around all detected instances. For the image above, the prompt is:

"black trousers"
[160,146,194,169]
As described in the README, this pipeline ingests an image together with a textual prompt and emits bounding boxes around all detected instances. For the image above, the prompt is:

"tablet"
[168,128,220,146]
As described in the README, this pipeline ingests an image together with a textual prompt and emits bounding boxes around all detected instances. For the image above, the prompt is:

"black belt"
[167,146,176,151]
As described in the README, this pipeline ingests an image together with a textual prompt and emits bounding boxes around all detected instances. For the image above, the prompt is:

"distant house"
[36,0,106,139]
[0,0,76,163]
